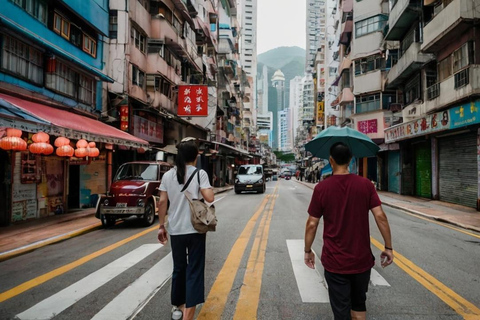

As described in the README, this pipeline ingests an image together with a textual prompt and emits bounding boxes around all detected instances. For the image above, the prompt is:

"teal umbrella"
[305,126,379,159]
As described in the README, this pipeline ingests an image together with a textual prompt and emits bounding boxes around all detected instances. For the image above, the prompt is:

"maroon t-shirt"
[307,174,382,274]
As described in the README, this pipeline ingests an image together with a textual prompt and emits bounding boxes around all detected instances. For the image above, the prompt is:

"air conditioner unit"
[433,2,444,16]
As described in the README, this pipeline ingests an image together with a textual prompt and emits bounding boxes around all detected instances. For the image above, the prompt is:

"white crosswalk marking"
[287,239,329,303]
[287,240,390,304]
[370,268,390,286]
[16,244,162,320]
[92,252,173,320]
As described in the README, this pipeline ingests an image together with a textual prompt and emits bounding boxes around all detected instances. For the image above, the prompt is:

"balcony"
[422,0,480,52]
[424,65,480,113]
[386,42,434,88]
[385,0,422,40]
[353,70,383,94]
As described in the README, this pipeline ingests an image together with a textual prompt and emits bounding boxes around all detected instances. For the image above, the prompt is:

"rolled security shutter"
[439,133,477,208]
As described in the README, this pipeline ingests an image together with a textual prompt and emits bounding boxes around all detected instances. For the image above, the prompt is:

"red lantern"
[88,147,100,158]
[88,141,96,148]
[32,132,49,143]
[0,136,27,151]
[45,143,54,155]
[54,137,70,147]
[75,147,88,158]
[76,139,88,148]
[56,145,74,157]
[6,128,22,137]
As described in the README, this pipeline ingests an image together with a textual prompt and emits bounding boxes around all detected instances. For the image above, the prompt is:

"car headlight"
[235,178,239,184]
[257,179,263,184]
[137,199,145,207]
[103,199,109,206]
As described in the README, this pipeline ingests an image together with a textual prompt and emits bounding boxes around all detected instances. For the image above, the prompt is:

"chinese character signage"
[133,115,163,144]
[119,105,129,131]
[358,119,377,134]
[316,101,324,126]
[385,100,480,143]
[177,85,208,117]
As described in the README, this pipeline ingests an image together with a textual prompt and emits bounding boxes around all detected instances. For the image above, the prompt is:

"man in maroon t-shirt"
[304,142,394,320]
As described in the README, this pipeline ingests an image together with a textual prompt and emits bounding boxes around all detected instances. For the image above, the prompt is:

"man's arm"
[304,215,320,269]
[157,191,168,244]
[371,205,394,267]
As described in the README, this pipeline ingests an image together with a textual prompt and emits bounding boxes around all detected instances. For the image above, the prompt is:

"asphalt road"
[1,179,479,319]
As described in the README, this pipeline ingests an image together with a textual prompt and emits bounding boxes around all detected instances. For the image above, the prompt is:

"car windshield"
[114,164,158,181]
[238,166,262,175]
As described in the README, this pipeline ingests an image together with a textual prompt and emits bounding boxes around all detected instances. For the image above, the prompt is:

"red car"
[97,161,172,227]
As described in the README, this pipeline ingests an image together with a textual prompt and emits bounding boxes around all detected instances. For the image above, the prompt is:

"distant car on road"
[234,164,265,194]
[96,161,172,227]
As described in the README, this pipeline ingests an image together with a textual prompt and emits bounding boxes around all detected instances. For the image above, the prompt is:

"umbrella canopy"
[305,126,379,159]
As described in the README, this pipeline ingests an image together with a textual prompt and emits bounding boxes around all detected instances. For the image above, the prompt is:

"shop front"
[0,93,149,225]
[385,99,480,209]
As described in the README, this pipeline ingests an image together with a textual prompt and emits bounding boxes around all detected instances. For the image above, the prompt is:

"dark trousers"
[170,233,206,308]
[324,269,371,320]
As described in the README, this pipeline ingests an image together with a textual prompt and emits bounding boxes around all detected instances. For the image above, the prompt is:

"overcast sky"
[256,0,306,54]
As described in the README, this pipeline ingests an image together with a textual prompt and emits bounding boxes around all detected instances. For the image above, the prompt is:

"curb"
[0,187,234,262]
[0,222,103,262]
[294,179,480,234]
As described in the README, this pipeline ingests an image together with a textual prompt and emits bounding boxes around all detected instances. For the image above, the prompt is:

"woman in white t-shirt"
[157,137,214,320]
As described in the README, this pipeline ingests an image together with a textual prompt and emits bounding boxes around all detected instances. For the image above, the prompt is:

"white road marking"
[16,244,162,320]
[92,253,173,320]
[287,239,329,303]
[370,268,390,286]
[287,240,391,303]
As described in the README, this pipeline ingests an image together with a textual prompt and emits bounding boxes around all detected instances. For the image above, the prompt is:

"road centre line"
[197,189,276,319]
[0,225,159,303]
[233,192,276,319]
[16,244,162,320]
[370,237,480,318]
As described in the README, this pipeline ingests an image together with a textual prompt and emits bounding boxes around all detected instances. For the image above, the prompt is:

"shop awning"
[209,140,249,156]
[0,93,149,149]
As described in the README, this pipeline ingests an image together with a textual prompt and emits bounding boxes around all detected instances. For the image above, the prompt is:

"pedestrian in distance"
[157,137,215,320]
[304,142,394,320]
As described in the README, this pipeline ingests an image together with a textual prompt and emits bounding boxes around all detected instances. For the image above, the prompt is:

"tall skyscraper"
[306,0,324,72]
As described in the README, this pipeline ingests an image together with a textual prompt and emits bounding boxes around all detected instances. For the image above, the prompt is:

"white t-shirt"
[160,165,212,235]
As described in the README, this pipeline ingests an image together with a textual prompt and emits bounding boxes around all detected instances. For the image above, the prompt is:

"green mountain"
[257,46,306,70]
[257,47,306,107]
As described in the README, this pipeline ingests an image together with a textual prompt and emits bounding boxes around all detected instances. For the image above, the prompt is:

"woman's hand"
[158,225,168,245]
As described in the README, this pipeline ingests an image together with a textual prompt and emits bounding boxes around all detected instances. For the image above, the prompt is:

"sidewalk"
[295,179,480,234]
[0,185,233,262]
[1,182,480,262]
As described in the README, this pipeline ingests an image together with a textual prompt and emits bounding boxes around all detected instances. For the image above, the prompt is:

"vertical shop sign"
[316,101,324,126]
[177,85,208,116]
[120,105,129,131]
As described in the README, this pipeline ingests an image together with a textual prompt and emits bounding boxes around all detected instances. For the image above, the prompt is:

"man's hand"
[380,249,394,268]
[304,251,315,269]
[157,226,168,245]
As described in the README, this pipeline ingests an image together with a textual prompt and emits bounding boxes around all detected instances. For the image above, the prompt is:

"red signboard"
[358,119,378,134]
[177,85,208,117]
[119,105,129,131]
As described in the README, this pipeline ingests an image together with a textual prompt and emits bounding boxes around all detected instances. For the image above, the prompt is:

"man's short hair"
[330,142,352,165]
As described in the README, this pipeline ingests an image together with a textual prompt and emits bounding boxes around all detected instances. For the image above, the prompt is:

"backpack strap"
[181,168,199,192]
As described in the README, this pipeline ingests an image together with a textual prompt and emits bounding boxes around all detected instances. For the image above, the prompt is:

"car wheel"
[101,214,116,228]
[259,184,265,194]
[143,201,155,226]
[235,188,240,194]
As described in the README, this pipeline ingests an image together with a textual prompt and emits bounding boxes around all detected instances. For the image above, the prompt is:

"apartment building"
[384,0,480,209]
[0,0,148,222]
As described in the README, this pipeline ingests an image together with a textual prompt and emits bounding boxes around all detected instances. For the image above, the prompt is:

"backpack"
[181,169,217,233]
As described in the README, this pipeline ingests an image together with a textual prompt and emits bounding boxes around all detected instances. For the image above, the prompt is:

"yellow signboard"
[316,101,324,126]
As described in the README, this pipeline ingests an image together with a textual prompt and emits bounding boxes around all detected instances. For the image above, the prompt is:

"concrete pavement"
[1,181,479,262]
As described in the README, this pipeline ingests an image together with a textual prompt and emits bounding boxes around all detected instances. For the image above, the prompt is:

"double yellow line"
[198,186,278,319]
[371,238,480,319]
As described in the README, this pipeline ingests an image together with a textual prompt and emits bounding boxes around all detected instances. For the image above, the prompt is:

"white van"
[234,164,265,194]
